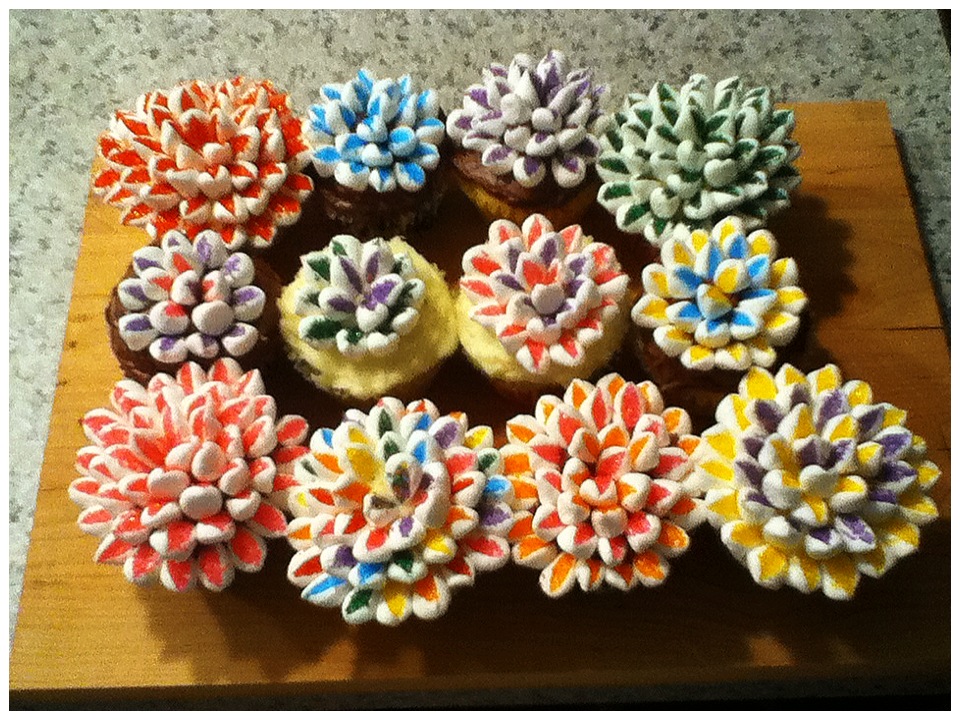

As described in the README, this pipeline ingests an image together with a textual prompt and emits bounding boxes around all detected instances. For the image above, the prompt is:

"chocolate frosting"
[106,256,281,385]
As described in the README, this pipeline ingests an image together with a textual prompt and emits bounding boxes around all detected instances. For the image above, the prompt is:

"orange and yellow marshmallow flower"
[501,373,705,597]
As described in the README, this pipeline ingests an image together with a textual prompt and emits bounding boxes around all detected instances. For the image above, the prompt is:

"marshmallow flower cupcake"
[285,398,515,625]
[106,230,281,385]
[279,234,458,402]
[631,216,807,422]
[68,360,310,592]
[501,373,704,596]
[306,69,448,235]
[93,77,313,250]
[596,74,800,245]
[694,365,940,600]
[633,216,807,371]
[457,213,630,400]
[446,50,606,228]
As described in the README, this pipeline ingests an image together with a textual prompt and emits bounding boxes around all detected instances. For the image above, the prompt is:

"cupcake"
[285,397,514,625]
[445,50,606,228]
[596,74,801,245]
[68,359,310,592]
[106,229,281,385]
[306,70,448,235]
[456,213,630,401]
[278,233,458,403]
[693,364,941,600]
[631,216,807,422]
[501,373,704,596]
[93,77,313,250]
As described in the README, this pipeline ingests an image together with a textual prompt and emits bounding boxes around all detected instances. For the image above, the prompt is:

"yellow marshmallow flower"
[693,364,940,600]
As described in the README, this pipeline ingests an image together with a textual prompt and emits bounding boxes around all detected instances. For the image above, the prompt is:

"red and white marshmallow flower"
[93,77,314,250]
[69,359,309,591]
[459,213,628,374]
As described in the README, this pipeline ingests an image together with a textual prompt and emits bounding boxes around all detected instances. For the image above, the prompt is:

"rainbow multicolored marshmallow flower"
[502,373,704,596]
[459,213,628,374]
[68,359,309,591]
[632,216,807,372]
[285,398,514,625]
[694,364,940,600]
[93,77,313,249]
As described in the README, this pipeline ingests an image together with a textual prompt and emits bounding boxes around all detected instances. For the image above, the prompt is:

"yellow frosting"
[279,238,458,401]
[455,291,631,389]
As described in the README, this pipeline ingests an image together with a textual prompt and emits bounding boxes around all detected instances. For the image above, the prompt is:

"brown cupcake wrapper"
[314,170,450,237]
[309,135,453,238]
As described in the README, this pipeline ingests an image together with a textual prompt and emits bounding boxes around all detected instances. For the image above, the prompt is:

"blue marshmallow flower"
[308,70,445,194]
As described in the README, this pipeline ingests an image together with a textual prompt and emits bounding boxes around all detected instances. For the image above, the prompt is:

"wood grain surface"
[10,102,950,704]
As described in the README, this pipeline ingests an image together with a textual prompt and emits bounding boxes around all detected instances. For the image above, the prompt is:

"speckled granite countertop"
[9,7,950,695]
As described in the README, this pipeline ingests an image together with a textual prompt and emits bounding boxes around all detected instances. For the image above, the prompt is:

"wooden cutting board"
[10,102,950,705]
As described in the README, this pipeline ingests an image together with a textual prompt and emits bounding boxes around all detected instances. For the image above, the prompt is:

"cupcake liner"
[452,162,599,228]
[312,158,450,237]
